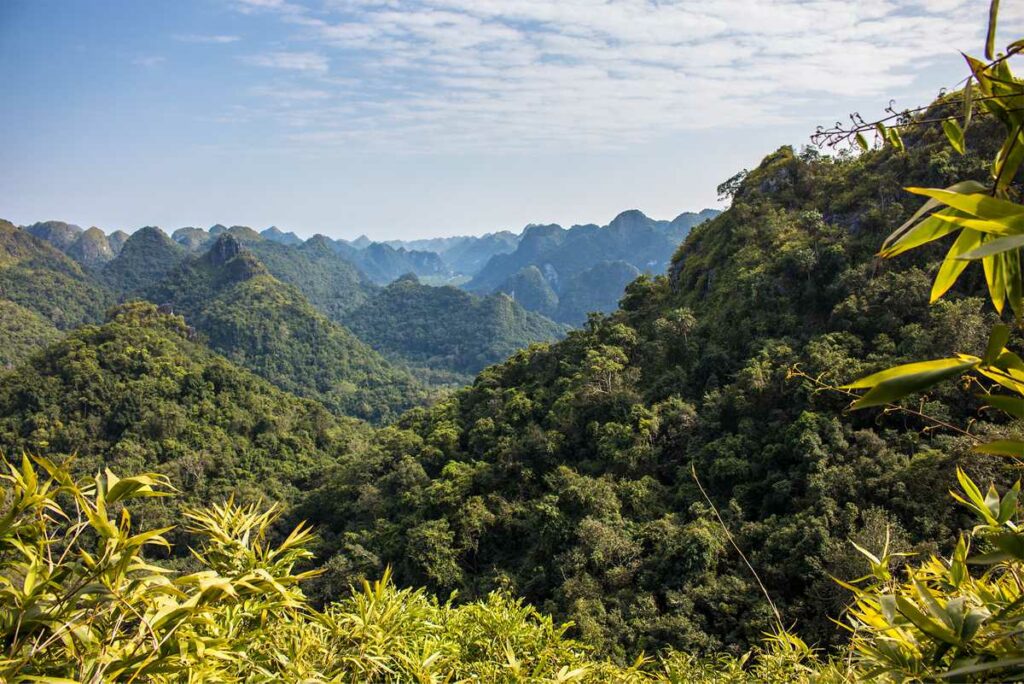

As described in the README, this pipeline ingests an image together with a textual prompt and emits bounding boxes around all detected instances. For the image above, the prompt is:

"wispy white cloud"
[132,55,166,67]
[234,0,307,14]
[249,85,331,100]
[243,51,329,72]
[229,0,1024,152]
[173,34,241,44]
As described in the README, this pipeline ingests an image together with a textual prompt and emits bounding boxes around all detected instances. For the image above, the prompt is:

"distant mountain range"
[9,206,716,385]
[471,208,720,323]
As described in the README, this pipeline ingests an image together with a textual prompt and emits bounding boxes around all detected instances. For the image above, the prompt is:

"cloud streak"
[230,0,1024,152]
[174,34,241,44]
[243,50,329,72]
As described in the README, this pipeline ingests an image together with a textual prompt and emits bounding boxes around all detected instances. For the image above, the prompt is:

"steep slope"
[0,219,113,329]
[496,265,559,318]
[102,226,186,294]
[222,225,264,242]
[553,260,641,325]
[664,208,721,242]
[108,230,130,255]
[67,226,115,268]
[172,226,214,251]
[145,235,429,422]
[466,209,718,322]
[0,300,60,368]
[343,274,567,376]
[0,301,368,530]
[247,236,378,319]
[303,108,1007,657]
[24,220,82,251]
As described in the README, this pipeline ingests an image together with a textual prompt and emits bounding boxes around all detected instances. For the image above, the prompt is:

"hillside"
[343,274,568,377]
[0,220,113,329]
[468,209,719,323]
[102,226,186,293]
[0,301,368,531]
[553,260,642,325]
[247,236,378,319]
[301,108,1010,658]
[66,226,115,268]
[0,300,60,368]
[24,220,82,251]
[145,234,430,422]
[496,265,559,317]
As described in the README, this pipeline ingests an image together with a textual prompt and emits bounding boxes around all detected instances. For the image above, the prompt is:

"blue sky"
[0,0,1013,240]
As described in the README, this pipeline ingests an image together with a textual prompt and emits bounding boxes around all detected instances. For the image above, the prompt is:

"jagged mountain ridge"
[475,208,720,323]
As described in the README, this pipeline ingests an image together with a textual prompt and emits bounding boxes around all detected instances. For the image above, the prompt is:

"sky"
[0,0,1018,240]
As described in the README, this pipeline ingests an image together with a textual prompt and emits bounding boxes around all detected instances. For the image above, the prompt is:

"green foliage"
[0,219,113,330]
[303,96,1015,659]
[0,301,367,533]
[0,456,322,681]
[555,260,642,325]
[835,470,1024,681]
[842,36,1024,461]
[344,274,568,377]
[0,300,59,368]
[2,457,851,681]
[145,235,432,423]
[248,236,378,320]
[101,226,186,294]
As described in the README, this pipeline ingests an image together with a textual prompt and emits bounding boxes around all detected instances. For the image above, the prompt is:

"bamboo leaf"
[943,118,966,154]
[906,187,1024,222]
[844,357,980,390]
[882,180,987,251]
[933,229,984,302]
[982,394,1024,419]
[975,440,1024,457]
[850,359,979,409]
[986,0,1000,60]
[984,324,1011,363]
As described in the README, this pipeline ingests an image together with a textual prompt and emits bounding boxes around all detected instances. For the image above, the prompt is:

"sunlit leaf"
[943,118,966,154]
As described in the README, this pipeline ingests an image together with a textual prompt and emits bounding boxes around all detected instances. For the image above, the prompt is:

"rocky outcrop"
[67,227,114,268]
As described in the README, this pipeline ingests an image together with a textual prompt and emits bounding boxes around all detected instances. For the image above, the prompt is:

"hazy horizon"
[10,204,723,244]
[3,1,1021,240]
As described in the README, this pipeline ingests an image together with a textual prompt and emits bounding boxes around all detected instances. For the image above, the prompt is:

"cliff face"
[67,227,114,268]
[24,221,82,251]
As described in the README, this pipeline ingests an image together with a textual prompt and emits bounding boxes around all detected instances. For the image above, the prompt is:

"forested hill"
[0,219,113,332]
[144,234,431,422]
[246,236,378,319]
[0,301,369,535]
[102,225,186,294]
[342,274,569,378]
[301,107,1011,657]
